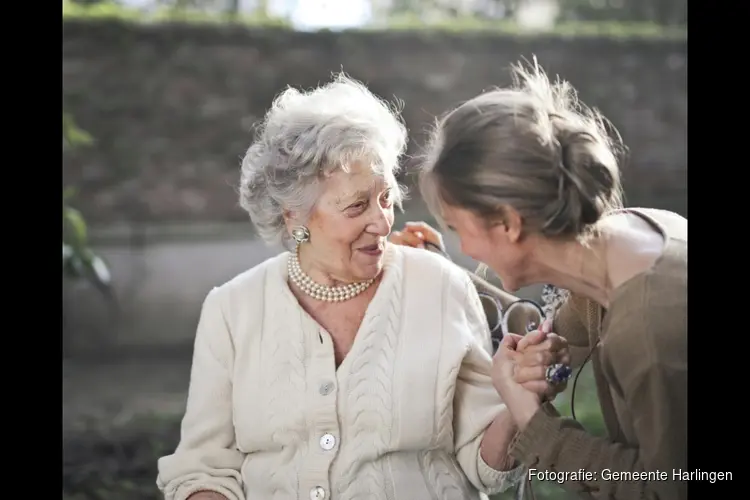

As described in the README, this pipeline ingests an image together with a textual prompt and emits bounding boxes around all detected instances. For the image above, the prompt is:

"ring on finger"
[545,363,572,385]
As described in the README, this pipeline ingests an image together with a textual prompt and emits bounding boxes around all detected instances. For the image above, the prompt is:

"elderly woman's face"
[304,162,395,281]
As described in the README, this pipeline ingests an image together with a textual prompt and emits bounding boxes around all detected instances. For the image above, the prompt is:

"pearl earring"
[291,226,310,244]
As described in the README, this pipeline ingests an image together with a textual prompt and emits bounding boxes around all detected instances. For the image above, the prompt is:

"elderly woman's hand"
[491,334,545,430]
[510,319,571,401]
[390,221,446,252]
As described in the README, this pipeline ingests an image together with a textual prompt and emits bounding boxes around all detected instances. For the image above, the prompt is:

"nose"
[369,206,392,237]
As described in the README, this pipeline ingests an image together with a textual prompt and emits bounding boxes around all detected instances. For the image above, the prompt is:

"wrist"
[479,409,519,471]
[503,394,541,431]
[514,399,541,431]
[480,447,517,471]
[516,405,539,431]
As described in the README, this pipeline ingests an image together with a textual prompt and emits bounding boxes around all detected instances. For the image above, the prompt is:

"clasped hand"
[502,319,571,398]
[490,319,571,428]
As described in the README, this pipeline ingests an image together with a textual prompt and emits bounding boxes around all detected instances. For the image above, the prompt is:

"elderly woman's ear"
[282,209,305,233]
[281,209,295,226]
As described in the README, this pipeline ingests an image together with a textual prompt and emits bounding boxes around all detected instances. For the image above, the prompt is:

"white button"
[310,486,326,500]
[319,433,336,450]
[319,381,334,396]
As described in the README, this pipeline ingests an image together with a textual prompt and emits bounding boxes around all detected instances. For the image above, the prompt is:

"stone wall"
[63,20,687,225]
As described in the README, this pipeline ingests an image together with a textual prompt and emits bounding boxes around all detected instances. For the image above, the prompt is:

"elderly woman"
[395,59,687,500]
[156,75,570,500]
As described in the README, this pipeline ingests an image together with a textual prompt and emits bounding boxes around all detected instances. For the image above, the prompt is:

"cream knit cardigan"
[157,245,524,500]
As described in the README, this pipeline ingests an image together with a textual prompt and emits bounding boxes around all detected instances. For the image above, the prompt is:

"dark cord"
[569,339,601,421]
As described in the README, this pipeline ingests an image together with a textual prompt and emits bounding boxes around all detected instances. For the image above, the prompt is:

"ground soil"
[63,355,191,500]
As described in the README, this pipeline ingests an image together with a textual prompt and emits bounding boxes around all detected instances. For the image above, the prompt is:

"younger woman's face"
[440,204,532,292]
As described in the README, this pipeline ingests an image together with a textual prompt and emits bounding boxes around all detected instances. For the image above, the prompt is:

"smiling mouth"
[358,243,383,254]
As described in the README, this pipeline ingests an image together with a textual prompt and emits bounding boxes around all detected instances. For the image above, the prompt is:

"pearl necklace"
[287,249,375,302]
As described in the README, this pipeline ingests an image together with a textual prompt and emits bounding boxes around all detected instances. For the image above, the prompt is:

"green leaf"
[62,114,115,300]
[63,206,88,247]
[85,255,112,287]
[62,112,93,150]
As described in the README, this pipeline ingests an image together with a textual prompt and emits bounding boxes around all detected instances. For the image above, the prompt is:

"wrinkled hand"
[390,221,445,252]
[509,319,571,401]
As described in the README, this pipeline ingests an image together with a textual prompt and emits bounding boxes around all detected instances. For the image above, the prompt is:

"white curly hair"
[239,73,409,248]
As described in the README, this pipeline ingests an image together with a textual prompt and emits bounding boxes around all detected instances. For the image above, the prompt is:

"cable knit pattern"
[263,287,308,499]
[334,250,400,500]
[156,245,523,500]
[418,270,480,500]
[419,450,474,500]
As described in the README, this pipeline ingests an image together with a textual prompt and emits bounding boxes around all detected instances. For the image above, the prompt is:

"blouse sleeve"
[156,288,246,500]
[510,286,687,500]
[553,295,594,368]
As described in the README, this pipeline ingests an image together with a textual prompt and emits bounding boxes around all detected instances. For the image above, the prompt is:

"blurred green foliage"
[62,0,291,27]
[63,113,113,296]
[377,14,684,38]
[63,0,685,39]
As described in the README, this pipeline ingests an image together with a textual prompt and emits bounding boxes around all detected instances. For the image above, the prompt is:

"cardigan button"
[310,486,327,500]
[319,381,335,396]
[320,433,336,450]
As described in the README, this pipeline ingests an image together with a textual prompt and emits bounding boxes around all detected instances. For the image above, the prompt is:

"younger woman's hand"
[510,319,571,400]
[389,228,426,249]
[390,221,446,252]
